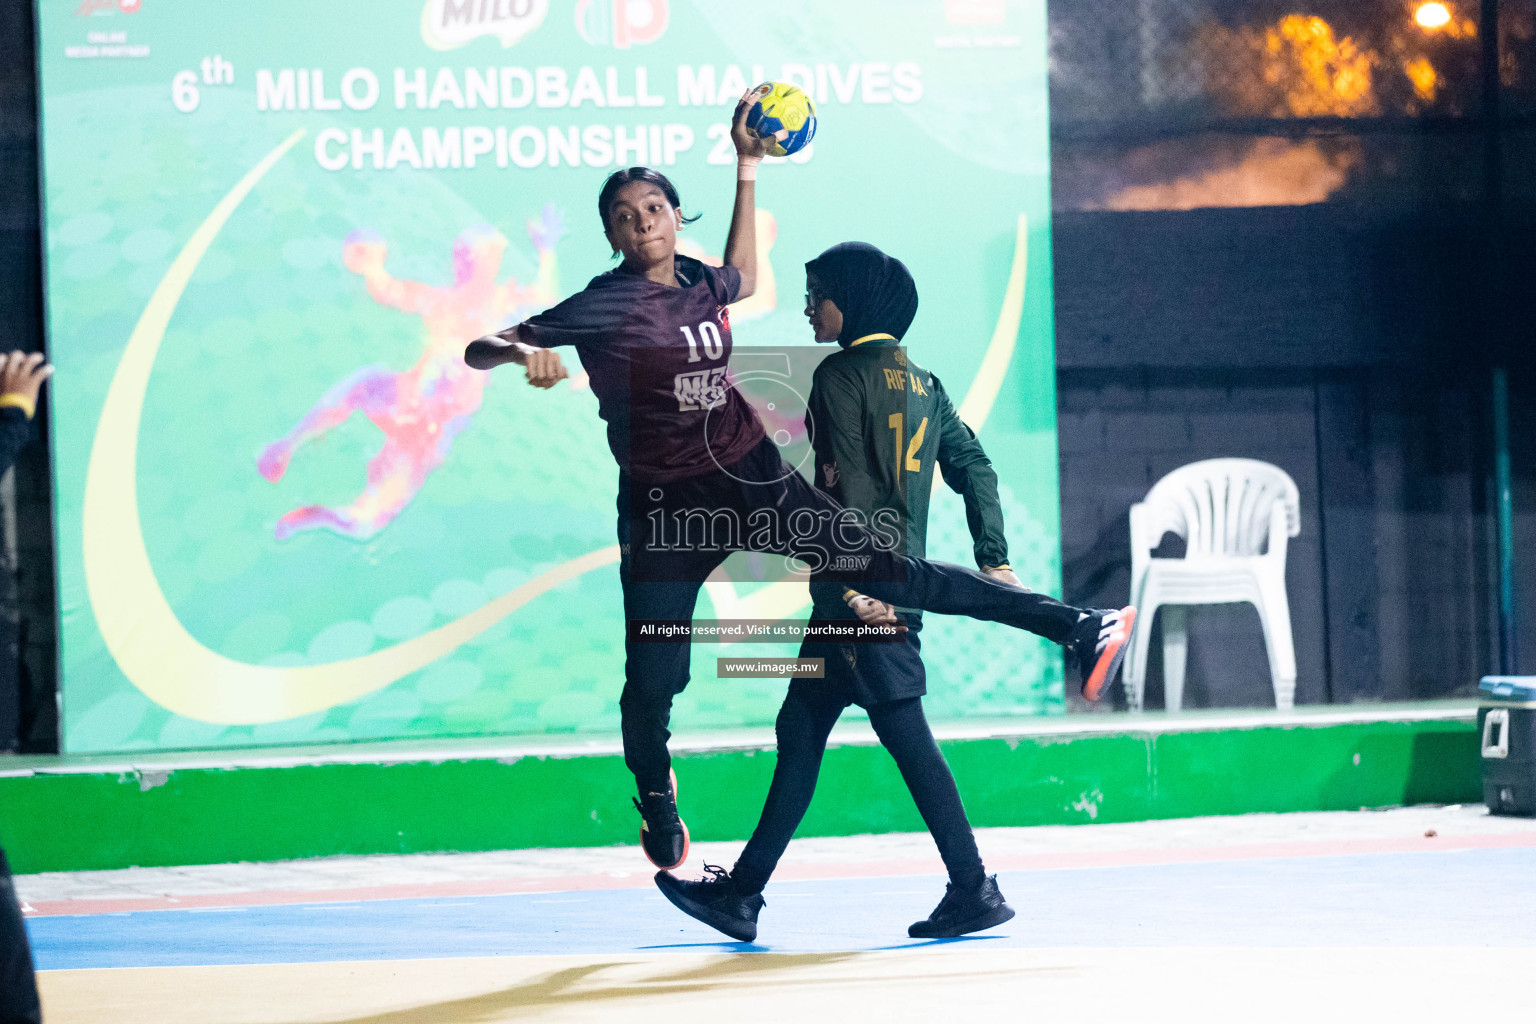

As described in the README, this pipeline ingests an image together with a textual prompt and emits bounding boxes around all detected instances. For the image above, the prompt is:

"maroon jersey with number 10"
[507,255,766,483]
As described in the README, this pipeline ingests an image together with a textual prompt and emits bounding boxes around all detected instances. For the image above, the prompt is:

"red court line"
[25,830,1536,918]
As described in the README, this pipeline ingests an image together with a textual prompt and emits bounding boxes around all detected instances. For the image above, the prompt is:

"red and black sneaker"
[1072,606,1137,702]
[633,768,689,870]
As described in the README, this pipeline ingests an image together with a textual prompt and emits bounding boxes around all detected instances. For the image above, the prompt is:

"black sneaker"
[908,874,1016,939]
[1070,606,1136,702]
[655,864,764,943]
[633,768,689,870]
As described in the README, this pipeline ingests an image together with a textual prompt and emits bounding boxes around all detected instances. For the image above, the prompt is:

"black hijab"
[804,241,919,347]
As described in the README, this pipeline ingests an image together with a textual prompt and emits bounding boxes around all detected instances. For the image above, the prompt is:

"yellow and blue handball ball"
[746,81,817,157]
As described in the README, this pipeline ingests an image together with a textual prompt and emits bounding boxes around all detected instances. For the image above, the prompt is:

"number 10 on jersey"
[681,322,724,363]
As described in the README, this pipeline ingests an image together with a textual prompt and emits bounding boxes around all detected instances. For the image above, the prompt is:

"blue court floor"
[28,846,1536,969]
[23,807,1536,1023]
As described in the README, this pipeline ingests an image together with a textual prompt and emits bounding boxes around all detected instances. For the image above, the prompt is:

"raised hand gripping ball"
[745,81,818,157]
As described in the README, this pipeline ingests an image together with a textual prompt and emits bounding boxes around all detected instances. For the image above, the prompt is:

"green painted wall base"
[0,706,1480,874]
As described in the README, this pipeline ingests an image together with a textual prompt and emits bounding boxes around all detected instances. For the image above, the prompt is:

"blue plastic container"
[1480,676,1536,702]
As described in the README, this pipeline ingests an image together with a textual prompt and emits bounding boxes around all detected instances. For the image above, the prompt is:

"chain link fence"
[1049,1,1536,210]
[1052,0,1536,131]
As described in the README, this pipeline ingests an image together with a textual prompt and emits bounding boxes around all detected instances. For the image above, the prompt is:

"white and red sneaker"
[1073,606,1137,702]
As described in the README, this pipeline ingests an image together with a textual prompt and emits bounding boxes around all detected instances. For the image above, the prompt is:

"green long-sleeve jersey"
[805,339,1009,619]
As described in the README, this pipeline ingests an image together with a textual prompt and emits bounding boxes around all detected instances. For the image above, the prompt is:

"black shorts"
[797,627,926,709]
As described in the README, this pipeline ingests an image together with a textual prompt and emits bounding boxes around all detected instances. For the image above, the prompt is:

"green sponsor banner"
[37,0,1059,753]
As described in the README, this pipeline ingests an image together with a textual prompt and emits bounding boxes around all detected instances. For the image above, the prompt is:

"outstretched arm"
[723,86,780,301]
[464,326,568,388]
[343,232,437,314]
[472,275,620,388]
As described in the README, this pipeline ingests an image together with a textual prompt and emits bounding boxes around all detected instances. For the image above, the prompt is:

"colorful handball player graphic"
[258,206,564,541]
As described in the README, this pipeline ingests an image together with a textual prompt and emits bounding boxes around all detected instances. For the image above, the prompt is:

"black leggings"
[731,682,985,894]
[620,437,1082,791]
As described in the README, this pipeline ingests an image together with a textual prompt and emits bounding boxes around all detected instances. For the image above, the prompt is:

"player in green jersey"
[653,242,1135,941]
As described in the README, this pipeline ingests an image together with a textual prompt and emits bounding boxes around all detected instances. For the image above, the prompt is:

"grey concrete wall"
[1053,206,1520,711]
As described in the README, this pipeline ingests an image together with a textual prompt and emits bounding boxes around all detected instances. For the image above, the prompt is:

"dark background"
[1051,0,1536,711]
[4,2,1536,746]
[1,2,54,751]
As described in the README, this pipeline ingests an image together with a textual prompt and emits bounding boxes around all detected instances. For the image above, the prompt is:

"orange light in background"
[1192,14,1379,118]
[1415,3,1452,30]
[1094,139,1358,211]
[1272,15,1377,116]
[1404,56,1439,99]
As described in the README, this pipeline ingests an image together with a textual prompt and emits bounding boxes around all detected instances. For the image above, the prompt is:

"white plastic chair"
[1123,458,1300,712]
